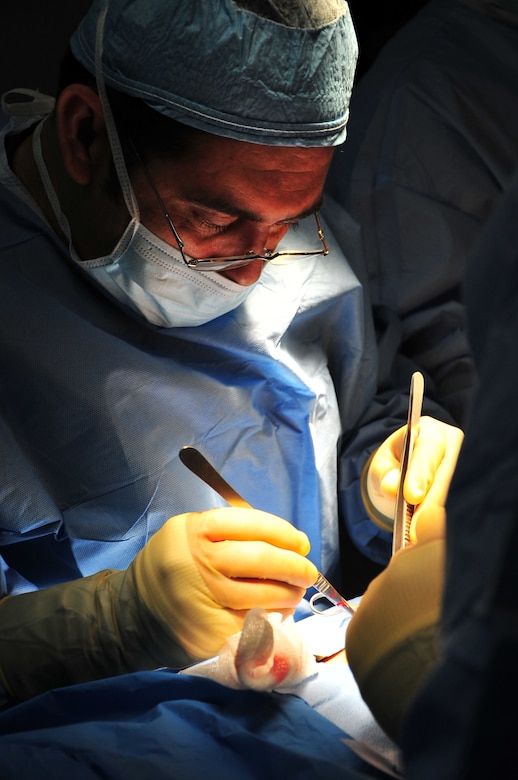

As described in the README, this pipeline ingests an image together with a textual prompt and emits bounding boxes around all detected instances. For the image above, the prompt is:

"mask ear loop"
[32,119,74,244]
[95,0,140,229]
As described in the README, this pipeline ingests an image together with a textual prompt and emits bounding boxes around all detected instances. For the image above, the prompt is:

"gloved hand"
[133,507,318,661]
[345,505,446,744]
[361,416,463,532]
[0,508,317,703]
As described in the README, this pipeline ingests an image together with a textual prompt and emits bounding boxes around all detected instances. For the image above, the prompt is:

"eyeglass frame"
[128,139,329,272]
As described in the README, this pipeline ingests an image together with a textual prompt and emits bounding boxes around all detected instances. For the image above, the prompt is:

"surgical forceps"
[392,371,425,555]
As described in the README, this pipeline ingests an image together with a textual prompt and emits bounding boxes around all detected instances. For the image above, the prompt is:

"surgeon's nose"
[218,222,290,287]
[246,222,290,254]
[218,258,265,286]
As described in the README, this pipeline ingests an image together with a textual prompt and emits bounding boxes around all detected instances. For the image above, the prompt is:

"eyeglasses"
[130,141,329,272]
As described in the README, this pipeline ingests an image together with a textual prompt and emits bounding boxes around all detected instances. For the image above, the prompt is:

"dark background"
[0,1,429,96]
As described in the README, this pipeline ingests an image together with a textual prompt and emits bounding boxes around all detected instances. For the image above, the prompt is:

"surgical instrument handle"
[179,445,356,615]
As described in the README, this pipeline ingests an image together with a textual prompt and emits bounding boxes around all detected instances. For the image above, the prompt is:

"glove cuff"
[356,623,439,744]
[360,451,395,532]
[0,567,191,704]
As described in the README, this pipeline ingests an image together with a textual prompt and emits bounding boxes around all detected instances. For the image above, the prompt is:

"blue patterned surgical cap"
[70,0,358,147]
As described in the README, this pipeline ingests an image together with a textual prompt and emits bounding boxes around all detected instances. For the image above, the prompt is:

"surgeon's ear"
[55,84,109,186]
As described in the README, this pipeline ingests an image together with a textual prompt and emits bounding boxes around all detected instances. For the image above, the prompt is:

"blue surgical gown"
[0,101,459,597]
[0,109,383,597]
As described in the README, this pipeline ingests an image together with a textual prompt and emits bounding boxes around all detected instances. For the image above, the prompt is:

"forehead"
[155,134,334,218]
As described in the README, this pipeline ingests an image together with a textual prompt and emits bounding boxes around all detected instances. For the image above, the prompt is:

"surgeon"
[0,0,461,706]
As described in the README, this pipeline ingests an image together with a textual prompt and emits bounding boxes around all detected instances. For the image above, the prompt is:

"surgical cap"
[70,0,358,147]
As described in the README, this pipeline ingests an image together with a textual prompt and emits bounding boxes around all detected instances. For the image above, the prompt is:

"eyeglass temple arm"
[128,137,186,254]
[314,212,329,255]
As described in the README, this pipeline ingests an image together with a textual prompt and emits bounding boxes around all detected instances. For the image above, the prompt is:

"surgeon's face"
[129,134,334,286]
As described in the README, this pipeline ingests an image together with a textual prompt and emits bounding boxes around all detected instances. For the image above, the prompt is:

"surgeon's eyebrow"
[185,194,324,224]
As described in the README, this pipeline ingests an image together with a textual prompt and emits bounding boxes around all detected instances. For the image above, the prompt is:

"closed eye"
[197,217,233,234]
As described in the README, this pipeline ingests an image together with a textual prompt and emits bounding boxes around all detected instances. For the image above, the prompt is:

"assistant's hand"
[362,416,463,531]
[0,508,317,703]
[345,505,446,744]
[132,507,318,662]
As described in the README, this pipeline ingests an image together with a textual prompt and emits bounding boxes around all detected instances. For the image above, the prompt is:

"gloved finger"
[405,418,464,506]
[199,539,319,587]
[409,505,446,545]
[192,507,312,556]
[210,578,309,611]
[403,416,445,504]
[368,427,406,498]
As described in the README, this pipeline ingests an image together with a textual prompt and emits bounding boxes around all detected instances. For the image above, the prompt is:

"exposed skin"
[11,84,334,287]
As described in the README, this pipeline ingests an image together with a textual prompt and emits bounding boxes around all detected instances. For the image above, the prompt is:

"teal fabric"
[71,0,358,146]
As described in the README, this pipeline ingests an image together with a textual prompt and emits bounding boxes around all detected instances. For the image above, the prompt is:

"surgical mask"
[31,120,257,329]
[78,222,256,328]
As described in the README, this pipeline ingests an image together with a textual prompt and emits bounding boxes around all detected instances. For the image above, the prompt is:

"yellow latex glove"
[0,508,317,703]
[345,505,446,744]
[361,416,463,532]
[133,507,318,661]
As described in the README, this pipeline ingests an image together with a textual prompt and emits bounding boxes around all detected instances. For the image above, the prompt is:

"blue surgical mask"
[79,222,256,328]
[31,120,257,328]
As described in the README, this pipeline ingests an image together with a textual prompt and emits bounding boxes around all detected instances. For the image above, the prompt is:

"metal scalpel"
[179,445,357,615]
